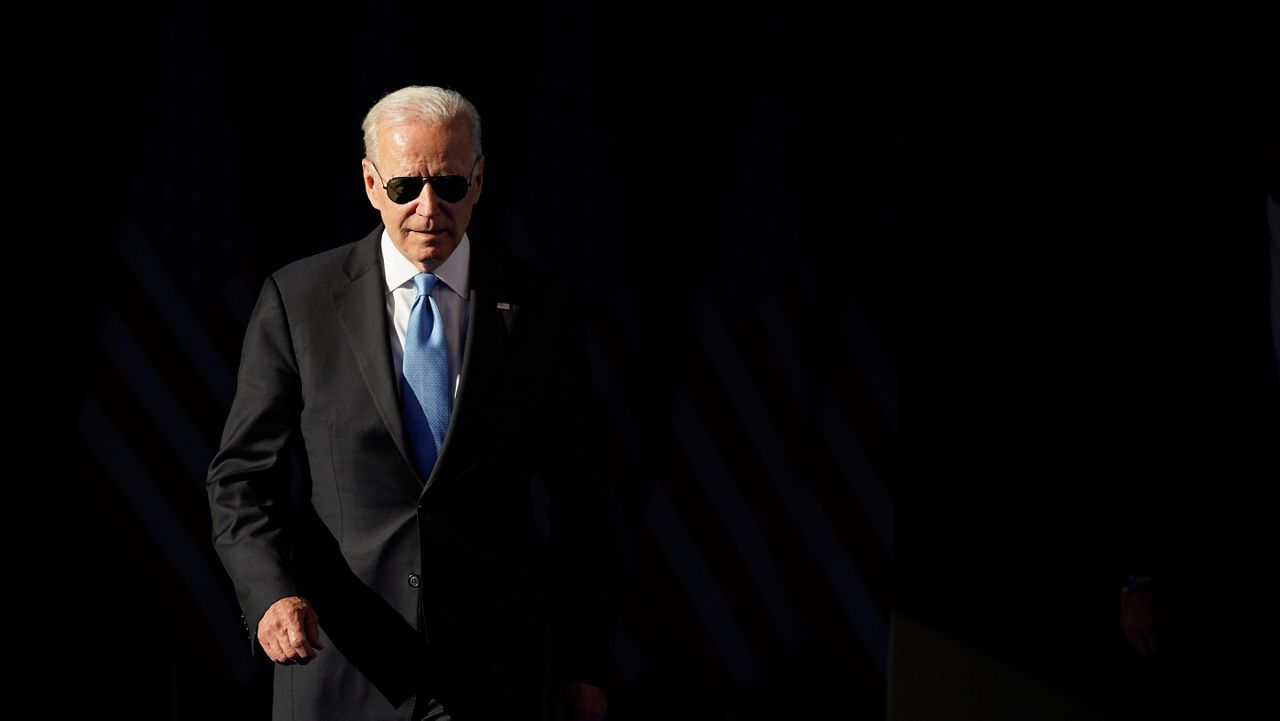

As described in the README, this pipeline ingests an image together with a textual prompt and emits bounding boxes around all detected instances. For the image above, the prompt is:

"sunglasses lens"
[387,177,424,204]
[385,175,469,204]
[433,176,469,203]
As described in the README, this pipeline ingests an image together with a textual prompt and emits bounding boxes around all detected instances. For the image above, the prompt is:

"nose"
[413,182,442,219]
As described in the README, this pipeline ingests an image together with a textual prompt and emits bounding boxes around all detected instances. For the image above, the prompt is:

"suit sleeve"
[543,291,621,694]
[206,274,305,654]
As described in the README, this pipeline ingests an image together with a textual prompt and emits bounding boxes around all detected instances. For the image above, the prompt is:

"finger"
[276,632,303,664]
[270,642,293,665]
[285,630,318,661]
[295,639,319,661]
[281,647,308,664]
[260,627,289,664]
[305,611,325,650]
[274,619,309,663]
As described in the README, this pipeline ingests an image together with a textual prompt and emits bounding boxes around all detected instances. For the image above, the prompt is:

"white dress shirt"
[381,229,470,402]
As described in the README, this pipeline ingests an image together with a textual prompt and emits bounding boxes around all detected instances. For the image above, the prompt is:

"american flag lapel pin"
[497,301,519,333]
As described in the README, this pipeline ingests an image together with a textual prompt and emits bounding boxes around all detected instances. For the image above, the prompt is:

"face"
[362,120,484,273]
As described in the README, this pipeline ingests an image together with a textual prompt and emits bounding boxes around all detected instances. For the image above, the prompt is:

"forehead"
[380,120,473,174]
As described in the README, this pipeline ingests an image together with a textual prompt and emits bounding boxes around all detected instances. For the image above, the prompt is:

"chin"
[422,248,453,267]
[427,241,459,259]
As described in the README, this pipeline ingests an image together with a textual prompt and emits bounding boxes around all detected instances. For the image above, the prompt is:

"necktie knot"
[414,272,440,298]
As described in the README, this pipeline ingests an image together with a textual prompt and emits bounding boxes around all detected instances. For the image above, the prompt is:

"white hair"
[361,86,483,167]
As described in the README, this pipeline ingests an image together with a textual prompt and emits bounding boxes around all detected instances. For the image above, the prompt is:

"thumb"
[305,609,325,650]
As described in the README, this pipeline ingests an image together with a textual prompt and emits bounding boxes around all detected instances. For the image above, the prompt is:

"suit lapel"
[331,226,512,493]
[330,227,418,479]
[423,285,478,494]
[422,238,511,495]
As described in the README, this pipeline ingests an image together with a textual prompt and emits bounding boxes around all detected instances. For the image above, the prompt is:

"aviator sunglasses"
[369,156,480,204]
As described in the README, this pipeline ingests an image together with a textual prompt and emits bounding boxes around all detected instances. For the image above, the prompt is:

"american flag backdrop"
[74,2,902,719]
[68,5,1280,720]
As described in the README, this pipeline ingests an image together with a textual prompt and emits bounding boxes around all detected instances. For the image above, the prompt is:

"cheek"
[383,205,413,225]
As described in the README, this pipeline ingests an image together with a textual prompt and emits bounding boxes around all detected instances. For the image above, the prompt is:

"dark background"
[64,3,1276,719]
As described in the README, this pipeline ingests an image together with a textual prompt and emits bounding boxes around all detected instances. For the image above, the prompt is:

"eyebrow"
[389,168,467,178]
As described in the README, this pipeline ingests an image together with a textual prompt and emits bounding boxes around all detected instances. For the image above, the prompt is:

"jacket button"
[408,574,421,588]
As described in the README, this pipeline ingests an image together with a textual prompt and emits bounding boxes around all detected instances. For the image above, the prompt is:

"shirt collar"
[380,228,471,299]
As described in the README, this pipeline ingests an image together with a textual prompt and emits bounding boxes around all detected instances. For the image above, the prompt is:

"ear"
[471,155,485,203]
[361,158,381,210]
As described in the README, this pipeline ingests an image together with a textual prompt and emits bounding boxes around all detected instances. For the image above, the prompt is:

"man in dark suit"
[206,86,617,721]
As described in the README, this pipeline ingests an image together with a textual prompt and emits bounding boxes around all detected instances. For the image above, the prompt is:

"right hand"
[1120,584,1163,658]
[258,596,325,665]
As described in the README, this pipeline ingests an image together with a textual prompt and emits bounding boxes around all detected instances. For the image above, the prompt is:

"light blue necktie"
[402,272,451,478]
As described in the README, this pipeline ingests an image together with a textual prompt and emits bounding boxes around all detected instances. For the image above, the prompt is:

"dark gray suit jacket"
[207,225,618,721]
